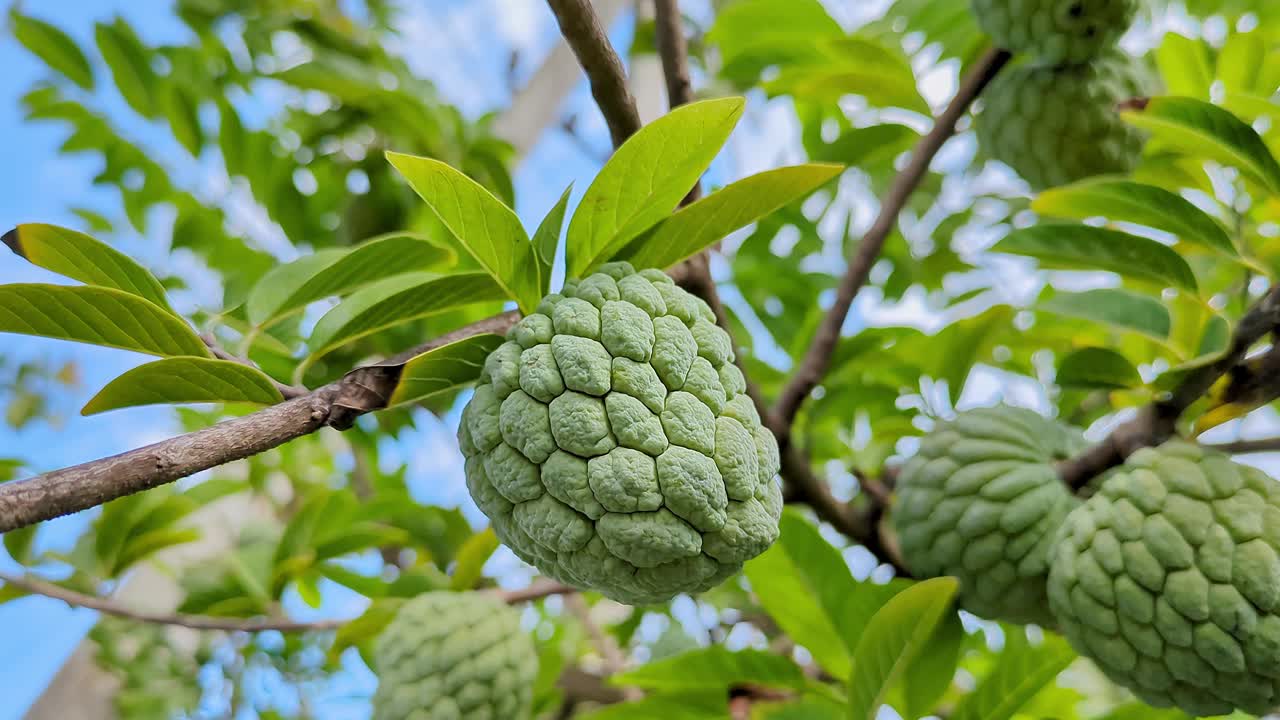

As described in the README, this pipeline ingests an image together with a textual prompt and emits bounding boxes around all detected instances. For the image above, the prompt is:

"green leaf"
[566,97,745,277]
[246,233,454,327]
[846,577,958,720]
[1122,96,1280,195]
[1032,179,1235,256]
[532,185,572,294]
[0,284,209,357]
[82,357,284,415]
[576,690,728,720]
[386,333,506,407]
[994,224,1198,293]
[707,0,843,85]
[815,123,920,168]
[1155,34,1213,99]
[306,272,506,359]
[386,152,540,313]
[613,647,807,692]
[765,37,928,114]
[0,583,29,606]
[897,610,964,719]
[950,633,1075,720]
[330,597,406,666]
[4,525,37,564]
[95,18,157,118]
[1038,288,1171,340]
[9,9,94,89]
[116,528,201,571]
[1057,347,1144,390]
[449,528,498,591]
[745,511,857,678]
[618,164,844,270]
[161,83,203,156]
[4,224,173,312]
[295,572,323,609]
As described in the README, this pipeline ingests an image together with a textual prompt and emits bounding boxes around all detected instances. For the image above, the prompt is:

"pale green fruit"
[459,262,781,605]
[893,405,1085,625]
[972,0,1142,65]
[373,591,537,720]
[1049,442,1280,717]
[976,52,1153,190]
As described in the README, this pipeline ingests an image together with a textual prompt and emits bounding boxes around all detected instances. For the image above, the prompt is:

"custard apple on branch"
[972,0,1141,65]
[458,262,782,605]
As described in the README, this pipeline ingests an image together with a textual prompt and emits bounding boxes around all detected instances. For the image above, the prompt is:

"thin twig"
[1204,437,1280,455]
[201,333,309,400]
[1059,283,1280,489]
[565,593,642,701]
[770,47,1013,435]
[544,0,642,147]
[0,571,571,633]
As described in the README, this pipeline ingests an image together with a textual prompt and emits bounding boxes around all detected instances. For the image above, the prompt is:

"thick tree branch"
[544,0,642,147]
[770,47,1013,434]
[1059,283,1280,490]
[0,571,572,633]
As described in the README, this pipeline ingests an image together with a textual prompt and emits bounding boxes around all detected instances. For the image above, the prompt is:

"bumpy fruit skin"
[972,0,1140,65]
[893,405,1085,625]
[458,261,782,605]
[976,53,1152,190]
[1049,442,1280,717]
[372,591,537,720]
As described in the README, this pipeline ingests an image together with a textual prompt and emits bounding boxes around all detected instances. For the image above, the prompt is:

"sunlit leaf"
[567,97,745,276]
[950,633,1075,720]
[449,528,498,591]
[994,224,1198,293]
[1038,288,1171,340]
[612,647,807,692]
[10,9,94,89]
[161,83,203,156]
[387,333,506,408]
[386,152,540,313]
[82,357,284,415]
[897,610,964,719]
[95,18,157,118]
[1155,34,1213,99]
[618,163,844,270]
[532,185,572,294]
[4,223,172,312]
[0,284,209,357]
[1057,347,1143,390]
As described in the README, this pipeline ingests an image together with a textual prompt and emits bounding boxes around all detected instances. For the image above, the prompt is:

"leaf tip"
[1,227,24,259]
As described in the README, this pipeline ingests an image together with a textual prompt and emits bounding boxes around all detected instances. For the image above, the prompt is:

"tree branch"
[544,0,642,147]
[1204,437,1280,455]
[565,593,642,700]
[769,47,1013,434]
[1059,283,1280,490]
[0,571,572,633]
[201,333,309,400]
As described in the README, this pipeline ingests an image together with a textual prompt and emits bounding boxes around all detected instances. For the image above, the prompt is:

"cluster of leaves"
[2,0,1280,719]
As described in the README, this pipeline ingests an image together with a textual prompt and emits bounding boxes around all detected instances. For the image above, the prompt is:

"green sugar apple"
[458,261,782,605]
[373,591,537,720]
[1049,442,1280,717]
[893,405,1085,625]
[975,52,1152,190]
[972,0,1141,65]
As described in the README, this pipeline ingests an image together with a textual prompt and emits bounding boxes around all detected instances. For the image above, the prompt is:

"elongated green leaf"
[4,525,36,564]
[0,284,209,357]
[10,9,94,89]
[1155,34,1212,99]
[82,357,284,415]
[331,597,406,666]
[162,83,203,155]
[1058,347,1142,390]
[449,528,498,591]
[386,152,539,313]
[95,19,157,118]
[4,223,172,311]
[387,333,506,407]
[613,647,806,692]
[1123,96,1280,194]
[308,272,505,358]
[533,185,572,294]
[577,690,727,720]
[1032,179,1235,256]
[745,513,855,678]
[567,98,745,276]
[766,37,928,114]
[994,224,1198,293]
[950,633,1075,720]
[898,610,964,719]
[815,123,920,168]
[1038,288,1171,339]
[707,0,843,84]
[847,577,958,720]
[247,233,454,326]
[619,163,844,270]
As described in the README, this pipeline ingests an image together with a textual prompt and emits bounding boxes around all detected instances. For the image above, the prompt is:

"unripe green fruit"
[372,591,537,720]
[1049,442,1280,717]
[893,405,1085,625]
[972,0,1140,65]
[976,53,1152,190]
[458,261,782,605]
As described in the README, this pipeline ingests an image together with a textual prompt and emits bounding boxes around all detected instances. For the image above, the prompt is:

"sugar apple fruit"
[893,405,1085,625]
[458,261,783,605]
[1049,442,1280,717]
[975,52,1152,190]
[972,0,1141,65]
[372,591,537,720]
